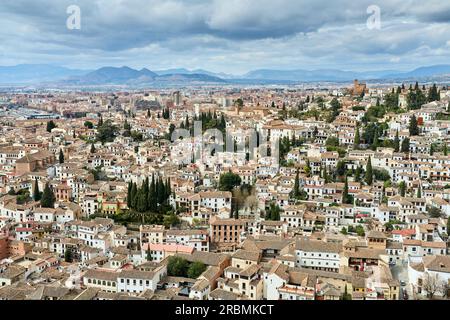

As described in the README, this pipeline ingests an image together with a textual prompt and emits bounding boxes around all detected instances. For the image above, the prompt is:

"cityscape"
[0,0,450,304]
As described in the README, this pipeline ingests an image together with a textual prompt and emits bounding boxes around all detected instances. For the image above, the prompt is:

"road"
[390,260,413,300]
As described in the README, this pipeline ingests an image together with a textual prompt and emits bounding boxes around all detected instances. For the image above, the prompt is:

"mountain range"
[1,64,450,86]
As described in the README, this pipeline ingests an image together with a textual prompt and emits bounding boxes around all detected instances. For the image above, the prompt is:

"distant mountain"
[385,65,450,79]
[78,66,148,84]
[155,68,234,79]
[155,73,226,83]
[242,65,450,82]
[66,66,226,85]
[1,64,450,86]
[0,64,89,84]
[243,69,395,82]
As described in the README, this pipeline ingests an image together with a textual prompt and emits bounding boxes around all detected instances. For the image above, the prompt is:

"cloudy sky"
[0,0,449,74]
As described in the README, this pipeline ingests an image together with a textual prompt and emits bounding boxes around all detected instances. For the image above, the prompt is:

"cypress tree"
[394,130,400,152]
[64,248,73,263]
[355,166,362,183]
[143,177,150,211]
[127,182,132,208]
[354,124,360,148]
[59,149,65,164]
[90,143,96,154]
[305,159,311,177]
[136,187,147,213]
[401,138,410,153]
[342,176,350,204]
[41,183,56,208]
[399,181,406,197]
[165,178,172,200]
[149,175,157,212]
[46,120,56,132]
[427,84,440,102]
[130,183,138,209]
[417,185,422,198]
[33,179,41,202]
[409,115,419,136]
[444,144,448,156]
[365,157,373,186]
[371,130,379,150]
[323,166,330,183]
[293,170,300,199]
[157,177,165,205]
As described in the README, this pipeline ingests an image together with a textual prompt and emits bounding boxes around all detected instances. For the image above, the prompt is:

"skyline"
[1,0,450,74]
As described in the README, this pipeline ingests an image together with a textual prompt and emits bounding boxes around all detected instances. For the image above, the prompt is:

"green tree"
[355,166,362,183]
[342,176,353,204]
[323,166,331,183]
[304,159,312,177]
[33,179,41,202]
[293,170,300,199]
[84,121,94,129]
[394,130,400,152]
[417,185,422,198]
[354,124,361,148]
[149,176,157,212]
[64,248,73,263]
[59,149,65,164]
[127,182,132,208]
[163,213,181,228]
[365,157,373,186]
[409,115,419,136]
[373,169,391,181]
[136,187,147,213]
[427,84,440,102]
[90,143,96,154]
[371,130,379,150]
[187,261,207,279]
[336,160,346,178]
[266,202,281,221]
[399,181,406,197]
[40,183,56,208]
[96,120,118,144]
[401,138,410,153]
[355,225,365,237]
[326,137,340,147]
[167,256,190,277]
[130,182,138,209]
[407,86,427,110]
[46,120,56,132]
[328,98,342,123]
[427,206,443,218]
[98,116,103,127]
[219,172,241,192]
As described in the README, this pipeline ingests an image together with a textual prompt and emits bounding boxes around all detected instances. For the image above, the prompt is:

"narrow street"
[390,260,414,300]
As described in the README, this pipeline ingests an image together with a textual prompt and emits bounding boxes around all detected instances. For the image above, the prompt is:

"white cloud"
[0,0,449,73]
